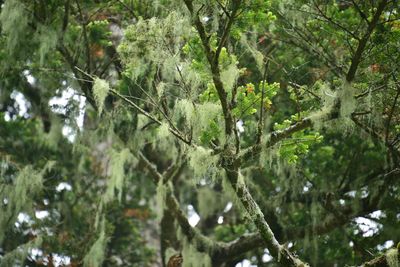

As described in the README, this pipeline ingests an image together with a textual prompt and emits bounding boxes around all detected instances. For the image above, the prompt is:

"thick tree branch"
[360,246,399,267]
[217,168,400,263]
[224,167,308,267]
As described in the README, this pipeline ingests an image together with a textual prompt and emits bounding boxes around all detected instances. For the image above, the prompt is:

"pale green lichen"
[156,179,168,221]
[197,187,226,219]
[44,116,63,148]
[386,248,399,267]
[0,236,43,267]
[83,218,108,267]
[181,241,212,267]
[0,162,53,243]
[339,81,356,119]
[155,123,179,161]
[175,99,195,127]
[93,78,110,116]
[240,35,264,71]
[188,146,219,182]
[220,60,240,91]
[164,247,180,265]
[176,229,212,267]
[35,24,58,65]
[0,0,30,54]
[118,12,192,81]
[156,82,166,98]
[104,148,135,202]
[157,122,171,139]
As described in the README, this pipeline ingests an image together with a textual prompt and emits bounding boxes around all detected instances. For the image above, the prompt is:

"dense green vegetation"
[0,0,399,266]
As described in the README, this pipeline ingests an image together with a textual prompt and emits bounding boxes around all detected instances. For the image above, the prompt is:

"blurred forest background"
[0,0,399,266]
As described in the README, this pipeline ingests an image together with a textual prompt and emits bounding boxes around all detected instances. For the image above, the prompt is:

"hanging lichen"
[83,218,108,267]
[239,35,265,71]
[156,179,168,221]
[0,236,43,267]
[187,146,219,182]
[339,81,356,118]
[0,162,54,243]
[386,248,399,267]
[104,148,135,202]
[197,187,226,219]
[182,101,223,144]
[43,116,63,149]
[176,229,212,267]
[93,78,110,116]
[309,81,336,131]
[0,0,30,54]
[157,122,171,139]
[181,242,212,267]
[35,24,58,65]
[175,99,195,128]
[220,48,240,91]
[155,123,179,161]
[118,11,192,82]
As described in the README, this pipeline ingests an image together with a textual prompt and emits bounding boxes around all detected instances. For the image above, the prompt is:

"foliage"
[0,0,399,267]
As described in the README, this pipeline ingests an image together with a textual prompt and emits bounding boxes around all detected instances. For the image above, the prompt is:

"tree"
[0,0,399,266]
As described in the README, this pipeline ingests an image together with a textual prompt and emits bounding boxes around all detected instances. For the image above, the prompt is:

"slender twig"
[385,74,400,142]
[256,59,269,144]
[75,0,92,73]
[215,0,241,63]
[111,89,191,145]
[346,0,389,82]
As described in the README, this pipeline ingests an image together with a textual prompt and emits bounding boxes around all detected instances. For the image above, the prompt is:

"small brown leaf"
[167,253,183,267]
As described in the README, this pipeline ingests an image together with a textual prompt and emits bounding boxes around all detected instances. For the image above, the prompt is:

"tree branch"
[215,0,241,63]
[111,89,191,145]
[360,246,399,267]
[346,0,389,82]
[183,0,234,136]
[138,152,222,259]
[217,168,400,263]
[224,168,308,266]
[240,117,313,162]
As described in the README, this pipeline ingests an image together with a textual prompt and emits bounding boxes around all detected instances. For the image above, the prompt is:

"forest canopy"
[0,0,399,266]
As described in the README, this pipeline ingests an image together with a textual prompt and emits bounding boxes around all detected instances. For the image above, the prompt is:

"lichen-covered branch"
[224,166,308,267]
[240,117,313,162]
[183,0,234,136]
[360,246,399,267]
